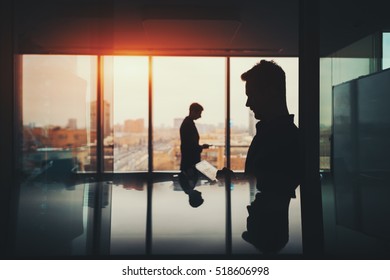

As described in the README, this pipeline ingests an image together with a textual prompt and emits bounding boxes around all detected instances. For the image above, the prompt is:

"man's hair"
[189,102,203,113]
[241,60,286,97]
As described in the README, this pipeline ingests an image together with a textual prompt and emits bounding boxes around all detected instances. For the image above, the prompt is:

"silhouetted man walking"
[179,102,209,207]
[180,102,209,172]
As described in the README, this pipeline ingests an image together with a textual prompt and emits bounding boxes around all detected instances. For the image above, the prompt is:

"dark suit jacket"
[180,116,203,171]
[245,115,302,198]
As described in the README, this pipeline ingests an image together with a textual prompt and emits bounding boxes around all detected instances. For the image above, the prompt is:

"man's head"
[189,102,203,120]
[241,60,287,121]
[189,190,204,208]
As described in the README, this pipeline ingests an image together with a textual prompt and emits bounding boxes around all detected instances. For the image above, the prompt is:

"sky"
[23,55,299,129]
[110,56,299,128]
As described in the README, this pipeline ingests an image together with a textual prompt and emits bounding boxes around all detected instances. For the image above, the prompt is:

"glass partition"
[16,55,98,256]
[319,31,390,255]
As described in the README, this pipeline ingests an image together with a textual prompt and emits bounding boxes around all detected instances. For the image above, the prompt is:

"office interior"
[1,0,390,259]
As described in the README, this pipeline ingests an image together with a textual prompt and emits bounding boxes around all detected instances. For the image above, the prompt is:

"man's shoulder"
[180,117,194,132]
[181,117,193,126]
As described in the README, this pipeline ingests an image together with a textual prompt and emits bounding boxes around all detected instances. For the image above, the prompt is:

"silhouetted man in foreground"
[179,102,210,207]
[219,60,302,253]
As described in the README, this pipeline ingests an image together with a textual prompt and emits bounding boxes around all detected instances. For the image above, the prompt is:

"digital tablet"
[195,160,218,182]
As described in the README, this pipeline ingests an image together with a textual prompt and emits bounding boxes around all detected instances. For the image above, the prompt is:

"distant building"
[90,100,111,142]
[67,118,77,130]
[173,118,184,129]
[124,118,144,133]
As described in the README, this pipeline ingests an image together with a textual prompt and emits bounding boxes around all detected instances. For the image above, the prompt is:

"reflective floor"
[321,173,390,257]
[13,177,303,258]
[110,180,302,256]
[13,172,390,258]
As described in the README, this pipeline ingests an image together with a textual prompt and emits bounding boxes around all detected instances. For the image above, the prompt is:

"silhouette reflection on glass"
[242,193,290,254]
[15,153,112,256]
[16,157,85,256]
[219,60,302,254]
[178,170,204,208]
[178,102,210,208]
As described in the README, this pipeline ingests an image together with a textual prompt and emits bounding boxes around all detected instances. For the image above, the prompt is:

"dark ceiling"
[14,0,390,56]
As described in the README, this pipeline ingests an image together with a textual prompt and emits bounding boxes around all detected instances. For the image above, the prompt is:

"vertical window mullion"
[299,0,324,255]
[148,56,154,173]
[92,55,104,256]
[226,57,231,169]
[146,56,153,255]
[225,56,232,254]
[97,55,104,174]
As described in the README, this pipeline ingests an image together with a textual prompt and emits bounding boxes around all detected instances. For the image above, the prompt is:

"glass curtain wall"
[17,54,301,256]
[16,55,98,256]
[319,32,390,255]
[320,35,380,172]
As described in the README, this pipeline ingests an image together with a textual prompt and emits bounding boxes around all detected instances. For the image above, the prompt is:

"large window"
[319,34,379,171]
[21,55,299,174]
[17,55,301,256]
[110,56,299,173]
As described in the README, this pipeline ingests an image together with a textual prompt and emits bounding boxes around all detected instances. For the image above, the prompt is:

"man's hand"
[216,167,236,180]
[202,144,211,149]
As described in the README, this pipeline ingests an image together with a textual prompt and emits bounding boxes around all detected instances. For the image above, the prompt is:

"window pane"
[22,55,97,174]
[383,32,390,70]
[108,56,149,172]
[320,33,387,254]
[320,35,376,171]
[153,57,226,171]
[16,55,97,256]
